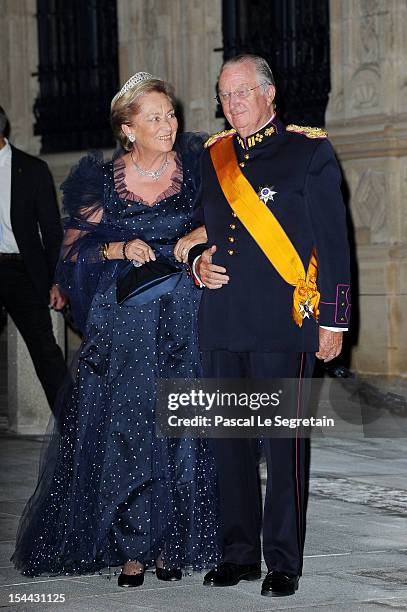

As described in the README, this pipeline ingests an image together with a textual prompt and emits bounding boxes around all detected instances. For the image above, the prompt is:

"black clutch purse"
[116,256,183,306]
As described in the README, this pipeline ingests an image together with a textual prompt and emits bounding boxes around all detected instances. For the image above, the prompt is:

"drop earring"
[128,134,135,143]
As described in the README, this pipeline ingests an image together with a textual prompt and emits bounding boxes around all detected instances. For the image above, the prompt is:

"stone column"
[117,0,224,134]
[0,0,40,154]
[326,0,407,376]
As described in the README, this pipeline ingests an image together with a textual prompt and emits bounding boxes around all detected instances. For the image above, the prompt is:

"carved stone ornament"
[350,66,381,111]
[353,169,388,243]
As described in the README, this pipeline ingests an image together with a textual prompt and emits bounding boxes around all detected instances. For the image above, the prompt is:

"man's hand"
[316,328,343,362]
[174,226,208,262]
[49,284,67,311]
[196,245,229,289]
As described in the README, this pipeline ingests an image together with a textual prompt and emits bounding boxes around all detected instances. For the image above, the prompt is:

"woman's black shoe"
[156,567,182,581]
[117,570,145,587]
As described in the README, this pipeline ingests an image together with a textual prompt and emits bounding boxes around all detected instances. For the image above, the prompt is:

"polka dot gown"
[12,143,220,576]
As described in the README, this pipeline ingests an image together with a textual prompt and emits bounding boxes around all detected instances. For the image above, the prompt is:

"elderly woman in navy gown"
[12,73,218,586]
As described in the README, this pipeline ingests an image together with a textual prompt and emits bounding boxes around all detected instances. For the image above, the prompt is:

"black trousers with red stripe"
[201,350,315,576]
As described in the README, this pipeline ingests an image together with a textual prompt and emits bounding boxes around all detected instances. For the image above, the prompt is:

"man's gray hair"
[0,106,8,136]
[219,54,276,91]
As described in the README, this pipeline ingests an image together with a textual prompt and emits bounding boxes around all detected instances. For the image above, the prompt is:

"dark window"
[221,0,330,126]
[34,0,119,153]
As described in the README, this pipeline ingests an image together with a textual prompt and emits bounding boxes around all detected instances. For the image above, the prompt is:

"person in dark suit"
[0,105,67,410]
[189,55,351,597]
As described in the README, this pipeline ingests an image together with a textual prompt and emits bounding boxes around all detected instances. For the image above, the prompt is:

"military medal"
[258,186,277,204]
[299,299,313,319]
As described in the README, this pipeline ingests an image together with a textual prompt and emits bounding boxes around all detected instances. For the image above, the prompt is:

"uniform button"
[229,223,236,230]
[340,317,344,321]
[244,154,249,160]
[227,249,235,256]
[228,236,235,243]
[232,212,237,217]
[341,302,345,306]
[239,162,245,168]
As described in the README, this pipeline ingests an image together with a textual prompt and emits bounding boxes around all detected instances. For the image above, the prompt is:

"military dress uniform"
[192,116,351,577]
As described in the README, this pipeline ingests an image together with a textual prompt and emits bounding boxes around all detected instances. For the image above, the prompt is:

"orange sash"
[210,135,320,327]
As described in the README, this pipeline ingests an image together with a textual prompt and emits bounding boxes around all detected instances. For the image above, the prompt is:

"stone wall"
[117,0,224,135]
[327,0,407,376]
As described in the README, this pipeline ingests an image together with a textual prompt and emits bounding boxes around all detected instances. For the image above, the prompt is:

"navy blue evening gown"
[12,135,219,576]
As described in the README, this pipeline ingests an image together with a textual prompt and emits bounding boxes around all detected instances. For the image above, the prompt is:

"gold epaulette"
[204,128,236,148]
[286,125,328,139]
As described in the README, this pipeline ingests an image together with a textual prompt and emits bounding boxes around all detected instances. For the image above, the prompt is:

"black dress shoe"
[156,567,182,581]
[261,570,299,597]
[117,570,145,587]
[203,562,261,587]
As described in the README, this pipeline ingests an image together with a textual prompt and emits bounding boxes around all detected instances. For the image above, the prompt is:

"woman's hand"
[174,226,208,263]
[124,239,156,263]
[106,240,155,263]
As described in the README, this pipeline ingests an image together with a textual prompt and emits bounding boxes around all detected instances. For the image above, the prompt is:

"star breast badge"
[299,299,314,319]
[258,186,277,204]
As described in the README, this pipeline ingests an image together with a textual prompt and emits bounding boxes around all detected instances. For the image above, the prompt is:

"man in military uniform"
[190,55,350,597]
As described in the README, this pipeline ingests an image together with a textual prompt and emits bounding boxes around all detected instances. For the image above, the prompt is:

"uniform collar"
[235,114,282,150]
[0,138,11,167]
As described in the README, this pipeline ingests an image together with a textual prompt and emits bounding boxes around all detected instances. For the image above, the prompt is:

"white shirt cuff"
[320,326,348,332]
[192,255,205,288]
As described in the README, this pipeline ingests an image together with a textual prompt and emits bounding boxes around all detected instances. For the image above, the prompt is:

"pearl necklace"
[130,151,169,181]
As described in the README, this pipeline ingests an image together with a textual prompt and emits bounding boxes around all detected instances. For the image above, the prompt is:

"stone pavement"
[0,427,406,611]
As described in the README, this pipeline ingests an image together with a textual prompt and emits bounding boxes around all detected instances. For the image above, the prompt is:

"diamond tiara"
[117,72,156,99]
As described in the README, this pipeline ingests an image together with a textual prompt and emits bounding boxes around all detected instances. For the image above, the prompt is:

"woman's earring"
[128,134,135,143]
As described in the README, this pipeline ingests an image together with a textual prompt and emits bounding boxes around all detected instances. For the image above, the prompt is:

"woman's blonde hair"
[110,78,175,151]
